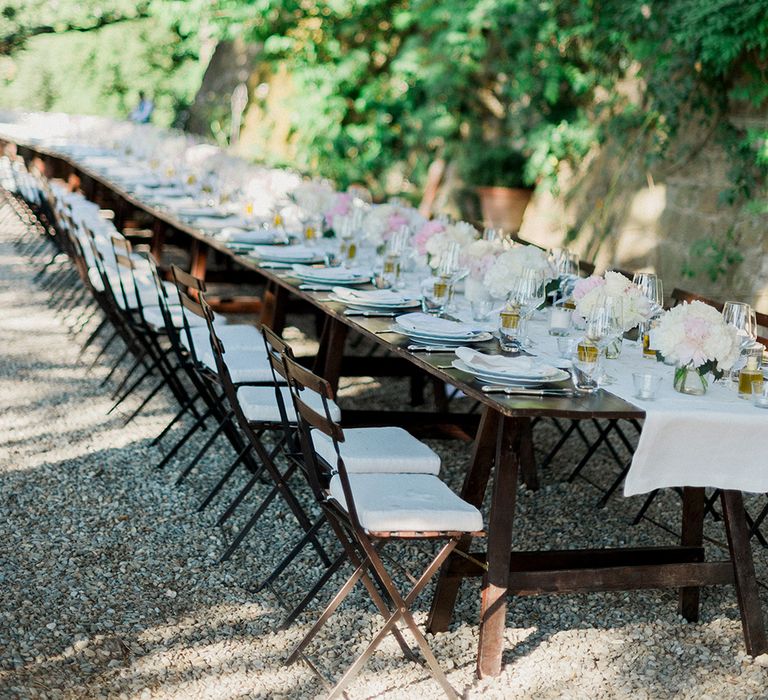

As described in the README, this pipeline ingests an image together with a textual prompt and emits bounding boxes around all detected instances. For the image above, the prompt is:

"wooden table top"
[14,139,645,422]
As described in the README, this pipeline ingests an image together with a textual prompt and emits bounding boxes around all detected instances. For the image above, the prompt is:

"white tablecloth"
[460,314,768,497]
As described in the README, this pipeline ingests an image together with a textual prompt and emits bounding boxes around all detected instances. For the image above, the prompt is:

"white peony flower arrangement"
[362,203,424,247]
[572,271,653,332]
[650,300,741,376]
[421,221,478,270]
[290,179,336,221]
[482,244,553,299]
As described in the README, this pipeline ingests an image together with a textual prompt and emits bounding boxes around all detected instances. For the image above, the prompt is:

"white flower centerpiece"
[572,271,653,333]
[482,244,553,299]
[363,203,424,249]
[413,219,477,270]
[461,238,505,301]
[291,179,336,221]
[650,300,742,395]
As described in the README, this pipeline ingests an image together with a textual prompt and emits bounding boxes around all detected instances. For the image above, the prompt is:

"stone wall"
[519,112,768,312]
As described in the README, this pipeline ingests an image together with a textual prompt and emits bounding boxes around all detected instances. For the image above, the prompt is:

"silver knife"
[407,345,459,353]
[299,284,334,291]
[481,385,574,397]
[344,310,398,318]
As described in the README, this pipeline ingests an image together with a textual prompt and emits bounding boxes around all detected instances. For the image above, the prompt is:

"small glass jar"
[498,301,524,352]
[738,351,764,398]
[548,305,573,336]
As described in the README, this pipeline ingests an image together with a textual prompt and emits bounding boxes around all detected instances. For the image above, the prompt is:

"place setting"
[329,286,421,314]
[247,243,327,267]
[290,264,371,287]
[213,225,289,251]
[384,311,494,351]
[450,345,573,395]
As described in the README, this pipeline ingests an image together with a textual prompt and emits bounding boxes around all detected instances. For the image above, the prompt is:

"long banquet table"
[6,137,767,678]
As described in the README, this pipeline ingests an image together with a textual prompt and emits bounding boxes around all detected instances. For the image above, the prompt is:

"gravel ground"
[1,201,768,699]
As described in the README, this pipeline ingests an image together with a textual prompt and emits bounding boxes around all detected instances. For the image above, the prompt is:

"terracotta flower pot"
[476,186,534,233]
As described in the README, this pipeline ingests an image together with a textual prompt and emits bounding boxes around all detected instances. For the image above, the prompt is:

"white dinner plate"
[394,326,493,344]
[451,359,570,385]
[249,246,325,264]
[328,293,420,310]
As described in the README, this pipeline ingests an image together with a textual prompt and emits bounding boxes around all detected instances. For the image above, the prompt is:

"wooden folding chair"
[280,353,483,699]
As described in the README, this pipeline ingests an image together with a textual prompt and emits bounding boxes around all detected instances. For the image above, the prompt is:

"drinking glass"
[382,227,408,288]
[514,268,548,320]
[498,301,525,352]
[571,343,601,394]
[585,296,623,383]
[421,276,450,315]
[722,301,756,341]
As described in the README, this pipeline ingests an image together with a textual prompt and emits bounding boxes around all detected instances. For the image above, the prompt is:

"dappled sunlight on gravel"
[1,201,768,699]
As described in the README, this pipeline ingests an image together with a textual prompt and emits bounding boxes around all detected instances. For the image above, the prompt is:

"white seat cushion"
[311,427,440,475]
[87,267,105,292]
[202,348,274,383]
[238,385,341,424]
[181,324,261,354]
[329,473,483,533]
[143,304,207,330]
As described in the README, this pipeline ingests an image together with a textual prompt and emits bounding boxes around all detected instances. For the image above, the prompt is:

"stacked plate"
[292,265,370,286]
[452,346,570,386]
[214,227,287,248]
[329,287,420,310]
[393,312,492,346]
[175,206,230,219]
[248,245,325,265]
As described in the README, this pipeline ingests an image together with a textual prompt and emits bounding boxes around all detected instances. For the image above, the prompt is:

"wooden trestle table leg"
[477,413,520,678]
[259,281,288,334]
[313,316,348,394]
[721,490,768,656]
[428,407,498,633]
[678,486,705,621]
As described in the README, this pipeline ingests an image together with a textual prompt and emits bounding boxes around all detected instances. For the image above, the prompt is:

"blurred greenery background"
[1,0,766,205]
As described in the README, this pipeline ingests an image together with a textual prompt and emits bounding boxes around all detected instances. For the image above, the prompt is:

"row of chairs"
[2,157,483,698]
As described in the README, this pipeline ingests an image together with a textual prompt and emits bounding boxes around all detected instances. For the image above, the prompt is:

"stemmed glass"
[723,301,758,379]
[585,295,624,383]
[723,301,756,343]
[633,272,663,358]
[506,268,548,348]
[382,225,409,288]
[550,248,580,302]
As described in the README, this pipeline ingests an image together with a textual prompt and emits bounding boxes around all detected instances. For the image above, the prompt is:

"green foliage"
[0,1,204,128]
[202,0,768,211]
[681,228,745,283]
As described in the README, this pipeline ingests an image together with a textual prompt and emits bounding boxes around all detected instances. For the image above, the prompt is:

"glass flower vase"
[673,363,708,396]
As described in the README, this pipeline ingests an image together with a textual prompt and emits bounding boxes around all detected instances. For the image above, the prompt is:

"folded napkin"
[216,227,283,245]
[396,312,482,337]
[332,288,412,304]
[250,245,318,261]
[293,265,368,281]
[454,346,557,378]
[189,216,246,230]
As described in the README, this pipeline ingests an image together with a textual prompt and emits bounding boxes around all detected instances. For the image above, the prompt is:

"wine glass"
[723,301,757,379]
[723,301,756,342]
[585,295,624,383]
[507,268,548,347]
[633,272,663,315]
[382,226,409,287]
[551,248,580,301]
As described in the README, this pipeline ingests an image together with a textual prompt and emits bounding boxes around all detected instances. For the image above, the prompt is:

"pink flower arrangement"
[324,192,352,229]
[651,300,741,373]
[413,220,446,255]
[572,275,605,302]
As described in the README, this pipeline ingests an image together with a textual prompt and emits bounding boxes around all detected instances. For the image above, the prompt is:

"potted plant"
[458,140,533,233]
